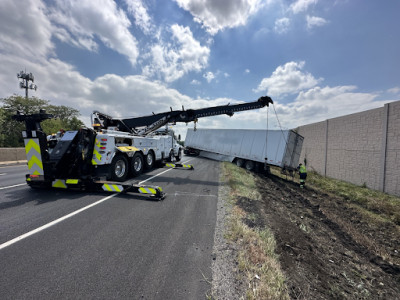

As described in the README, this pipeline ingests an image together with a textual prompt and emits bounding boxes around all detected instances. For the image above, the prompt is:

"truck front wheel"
[131,152,144,176]
[109,154,129,182]
[175,149,182,162]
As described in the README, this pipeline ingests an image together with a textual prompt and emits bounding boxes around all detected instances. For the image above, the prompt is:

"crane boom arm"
[93,96,273,135]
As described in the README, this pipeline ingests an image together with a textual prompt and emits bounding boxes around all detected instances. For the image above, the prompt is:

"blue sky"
[1,0,399,138]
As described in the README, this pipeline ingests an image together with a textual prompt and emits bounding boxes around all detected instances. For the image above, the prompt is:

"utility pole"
[17,70,37,99]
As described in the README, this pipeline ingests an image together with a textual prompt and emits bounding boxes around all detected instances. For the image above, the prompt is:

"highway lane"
[0,156,220,299]
[0,164,27,188]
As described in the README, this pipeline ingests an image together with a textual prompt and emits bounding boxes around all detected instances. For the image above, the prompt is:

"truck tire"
[168,150,175,162]
[235,158,244,167]
[244,160,255,171]
[131,152,144,176]
[144,151,155,169]
[175,149,182,162]
[109,154,129,182]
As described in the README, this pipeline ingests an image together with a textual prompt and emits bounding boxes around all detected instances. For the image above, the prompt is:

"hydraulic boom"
[92,96,273,135]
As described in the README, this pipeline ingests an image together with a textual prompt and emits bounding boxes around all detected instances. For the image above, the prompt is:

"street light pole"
[17,70,37,99]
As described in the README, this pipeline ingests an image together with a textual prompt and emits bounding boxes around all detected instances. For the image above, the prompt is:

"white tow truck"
[13,96,273,199]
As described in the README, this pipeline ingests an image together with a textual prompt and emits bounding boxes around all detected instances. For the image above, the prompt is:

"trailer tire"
[175,149,182,162]
[235,158,244,167]
[109,154,129,182]
[144,151,155,169]
[244,160,255,171]
[131,152,144,176]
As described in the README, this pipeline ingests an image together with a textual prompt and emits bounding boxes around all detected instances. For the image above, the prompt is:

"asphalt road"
[0,156,220,299]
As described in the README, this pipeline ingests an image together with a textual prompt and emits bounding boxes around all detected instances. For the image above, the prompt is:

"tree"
[0,95,84,147]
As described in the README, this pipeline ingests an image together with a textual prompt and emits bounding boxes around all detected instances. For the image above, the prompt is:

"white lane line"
[0,158,195,250]
[0,173,6,176]
[0,183,26,190]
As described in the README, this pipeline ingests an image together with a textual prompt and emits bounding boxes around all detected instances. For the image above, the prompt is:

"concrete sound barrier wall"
[297,100,400,196]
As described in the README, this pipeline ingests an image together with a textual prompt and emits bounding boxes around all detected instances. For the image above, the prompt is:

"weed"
[222,162,290,300]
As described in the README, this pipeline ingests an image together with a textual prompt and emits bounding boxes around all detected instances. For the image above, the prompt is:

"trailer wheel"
[235,158,244,167]
[144,151,155,169]
[131,152,144,176]
[109,154,129,182]
[244,160,255,171]
[175,149,182,162]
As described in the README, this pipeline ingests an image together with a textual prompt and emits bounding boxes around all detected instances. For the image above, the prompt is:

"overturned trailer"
[184,128,304,173]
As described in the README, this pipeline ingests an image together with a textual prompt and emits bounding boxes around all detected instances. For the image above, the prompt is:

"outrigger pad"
[94,180,165,200]
[164,163,194,170]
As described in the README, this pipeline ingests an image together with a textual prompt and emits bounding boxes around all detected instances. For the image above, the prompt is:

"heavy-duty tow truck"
[13,96,273,200]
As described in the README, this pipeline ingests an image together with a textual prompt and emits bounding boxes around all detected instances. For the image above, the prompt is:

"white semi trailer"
[184,128,304,173]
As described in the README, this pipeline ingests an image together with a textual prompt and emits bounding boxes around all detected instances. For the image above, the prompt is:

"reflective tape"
[165,163,175,168]
[92,138,102,165]
[182,164,193,169]
[138,186,162,195]
[24,138,44,176]
[52,179,67,189]
[102,184,123,192]
[117,146,139,152]
[66,179,79,184]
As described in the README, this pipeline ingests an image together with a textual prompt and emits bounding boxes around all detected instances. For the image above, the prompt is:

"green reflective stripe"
[166,163,175,168]
[92,138,102,165]
[52,179,67,189]
[183,164,193,168]
[102,184,123,192]
[93,148,101,161]
[66,179,79,184]
[27,155,43,170]
[24,138,44,176]
[25,139,41,154]
[139,187,157,194]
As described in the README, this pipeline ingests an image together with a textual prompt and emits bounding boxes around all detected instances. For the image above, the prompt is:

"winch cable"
[273,103,289,146]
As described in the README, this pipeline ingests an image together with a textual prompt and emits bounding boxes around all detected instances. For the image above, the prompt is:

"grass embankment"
[222,162,289,300]
[270,167,400,226]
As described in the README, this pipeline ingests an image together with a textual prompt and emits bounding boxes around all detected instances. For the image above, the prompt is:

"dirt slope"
[239,173,400,299]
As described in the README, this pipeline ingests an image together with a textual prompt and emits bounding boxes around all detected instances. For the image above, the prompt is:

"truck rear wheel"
[144,151,155,169]
[131,152,144,176]
[109,154,129,182]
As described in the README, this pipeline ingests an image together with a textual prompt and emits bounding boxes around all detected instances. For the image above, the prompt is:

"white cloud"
[387,87,400,94]
[191,79,201,85]
[174,0,265,35]
[203,71,215,83]
[48,0,139,66]
[306,15,328,29]
[274,17,290,34]
[0,0,53,60]
[144,25,210,82]
[124,0,154,35]
[245,69,250,74]
[254,61,322,96]
[290,0,318,14]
